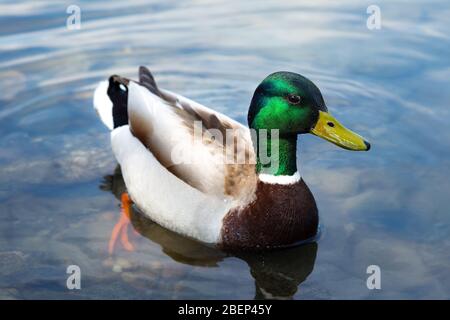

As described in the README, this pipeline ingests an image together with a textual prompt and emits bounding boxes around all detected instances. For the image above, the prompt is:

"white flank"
[111,125,233,244]
[258,171,301,184]
[93,80,114,130]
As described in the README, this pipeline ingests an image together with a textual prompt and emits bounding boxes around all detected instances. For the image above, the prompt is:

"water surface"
[0,0,449,299]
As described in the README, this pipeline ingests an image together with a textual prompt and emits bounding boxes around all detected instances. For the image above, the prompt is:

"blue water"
[0,0,449,299]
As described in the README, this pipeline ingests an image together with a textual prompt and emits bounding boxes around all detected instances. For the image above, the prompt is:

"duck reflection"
[100,166,317,299]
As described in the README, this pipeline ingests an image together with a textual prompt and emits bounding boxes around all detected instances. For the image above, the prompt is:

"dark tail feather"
[139,66,162,97]
[108,75,129,128]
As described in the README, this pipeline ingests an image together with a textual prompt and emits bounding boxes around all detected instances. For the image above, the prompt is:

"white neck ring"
[258,171,301,185]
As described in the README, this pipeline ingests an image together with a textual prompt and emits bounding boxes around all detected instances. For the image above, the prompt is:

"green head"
[248,71,327,134]
[248,71,370,176]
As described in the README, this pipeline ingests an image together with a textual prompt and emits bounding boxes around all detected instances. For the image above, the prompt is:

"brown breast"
[220,179,318,250]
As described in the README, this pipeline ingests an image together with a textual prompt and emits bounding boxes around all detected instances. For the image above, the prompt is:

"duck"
[93,66,370,251]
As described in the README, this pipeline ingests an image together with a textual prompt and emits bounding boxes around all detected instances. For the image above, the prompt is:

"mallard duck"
[93,67,370,251]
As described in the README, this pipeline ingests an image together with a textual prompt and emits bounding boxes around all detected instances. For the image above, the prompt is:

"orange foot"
[108,193,135,255]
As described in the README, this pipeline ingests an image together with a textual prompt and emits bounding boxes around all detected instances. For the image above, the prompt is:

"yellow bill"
[311,111,370,151]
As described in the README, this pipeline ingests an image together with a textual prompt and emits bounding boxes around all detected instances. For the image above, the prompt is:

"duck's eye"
[287,94,301,105]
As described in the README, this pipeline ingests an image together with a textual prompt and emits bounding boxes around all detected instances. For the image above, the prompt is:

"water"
[0,0,449,299]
